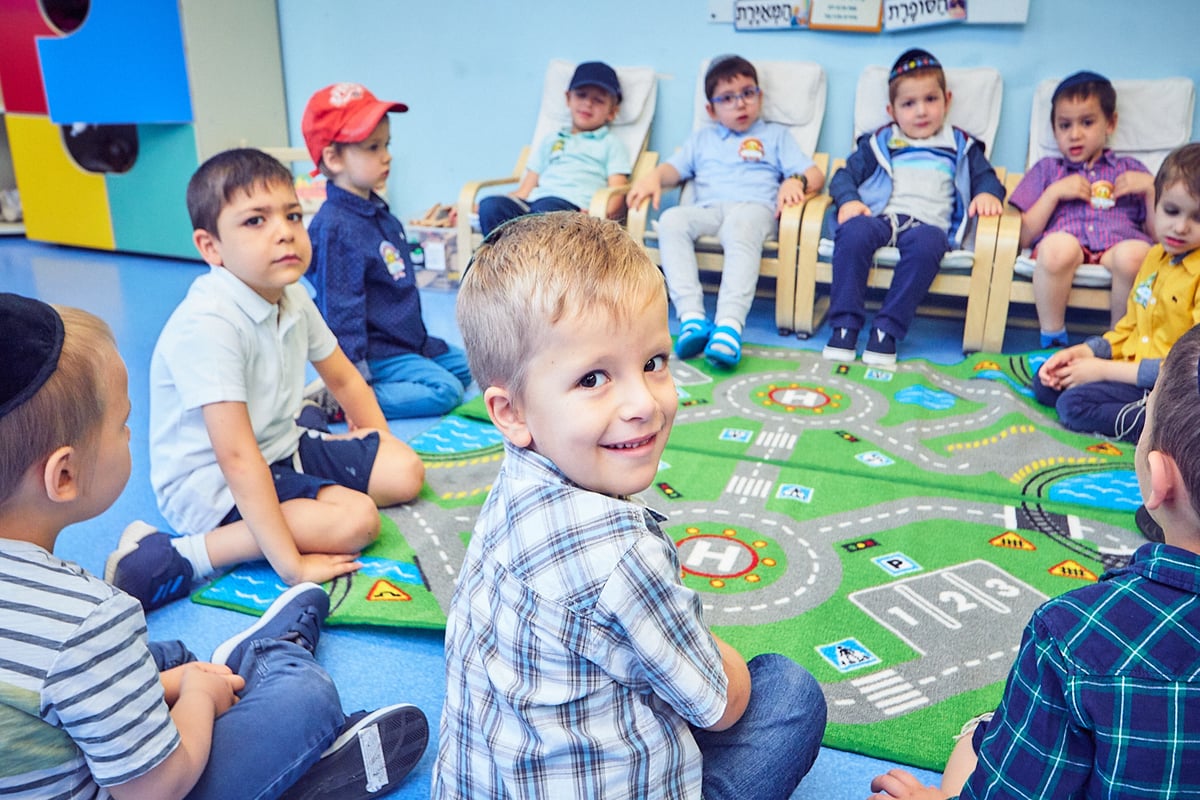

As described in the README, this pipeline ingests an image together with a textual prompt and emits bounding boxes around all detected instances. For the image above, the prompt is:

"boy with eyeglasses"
[628,54,824,368]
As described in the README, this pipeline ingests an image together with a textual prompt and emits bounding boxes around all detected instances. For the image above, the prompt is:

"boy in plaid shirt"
[869,323,1200,798]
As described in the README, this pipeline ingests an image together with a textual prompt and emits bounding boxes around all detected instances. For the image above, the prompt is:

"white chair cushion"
[532,60,657,164]
[1012,252,1113,288]
[853,65,1003,155]
[1027,77,1195,176]
[818,238,975,272]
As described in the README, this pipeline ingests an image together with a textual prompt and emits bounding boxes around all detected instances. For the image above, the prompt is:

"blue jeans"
[478,195,579,236]
[1031,370,1148,442]
[657,202,777,327]
[150,639,344,800]
[829,214,949,340]
[367,346,472,419]
[692,653,827,800]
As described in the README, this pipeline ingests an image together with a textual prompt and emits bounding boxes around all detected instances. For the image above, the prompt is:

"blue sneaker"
[211,582,329,667]
[280,704,429,800]
[104,521,194,611]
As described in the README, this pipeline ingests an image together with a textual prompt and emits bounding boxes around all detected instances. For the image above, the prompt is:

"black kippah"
[0,293,64,419]
[1052,71,1111,104]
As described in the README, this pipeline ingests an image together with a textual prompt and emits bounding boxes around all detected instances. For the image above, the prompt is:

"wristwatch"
[789,173,810,193]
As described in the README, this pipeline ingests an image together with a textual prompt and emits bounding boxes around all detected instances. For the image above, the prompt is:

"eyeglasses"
[711,87,762,106]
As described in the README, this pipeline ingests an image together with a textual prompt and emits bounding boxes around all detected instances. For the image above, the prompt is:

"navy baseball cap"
[569,62,622,103]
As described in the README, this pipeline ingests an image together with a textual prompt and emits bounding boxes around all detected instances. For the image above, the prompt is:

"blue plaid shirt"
[961,543,1200,799]
[432,442,728,800]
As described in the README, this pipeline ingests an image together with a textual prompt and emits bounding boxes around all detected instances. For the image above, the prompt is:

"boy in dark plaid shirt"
[869,323,1200,798]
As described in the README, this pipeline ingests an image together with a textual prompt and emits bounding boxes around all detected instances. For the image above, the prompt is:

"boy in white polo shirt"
[106,148,425,610]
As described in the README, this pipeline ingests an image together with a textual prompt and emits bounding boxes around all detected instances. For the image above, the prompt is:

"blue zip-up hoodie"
[829,124,1005,248]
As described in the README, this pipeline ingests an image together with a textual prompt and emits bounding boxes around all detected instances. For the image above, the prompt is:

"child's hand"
[290,552,363,585]
[776,177,806,214]
[1037,343,1091,389]
[627,175,661,211]
[1114,170,1154,199]
[178,662,244,718]
[1049,174,1092,204]
[866,768,949,799]
[968,193,1003,217]
[837,200,871,225]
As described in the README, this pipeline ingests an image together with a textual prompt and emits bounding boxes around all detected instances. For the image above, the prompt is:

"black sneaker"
[104,521,195,610]
[211,582,329,667]
[1135,504,1165,543]
[281,704,429,800]
[862,328,897,368]
[303,378,345,425]
[821,327,859,362]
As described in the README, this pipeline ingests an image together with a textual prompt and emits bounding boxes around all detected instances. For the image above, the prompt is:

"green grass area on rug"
[193,344,1147,770]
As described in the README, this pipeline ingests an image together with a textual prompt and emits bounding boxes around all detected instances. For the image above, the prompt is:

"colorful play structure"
[0,0,287,258]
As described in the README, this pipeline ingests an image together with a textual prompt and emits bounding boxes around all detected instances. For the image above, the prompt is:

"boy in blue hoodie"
[822,49,1004,367]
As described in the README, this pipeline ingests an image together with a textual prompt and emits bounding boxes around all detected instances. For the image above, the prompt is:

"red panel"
[0,0,59,114]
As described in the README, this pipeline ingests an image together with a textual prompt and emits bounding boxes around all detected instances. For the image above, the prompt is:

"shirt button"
[1142,336,1150,343]
[1087,225,1094,232]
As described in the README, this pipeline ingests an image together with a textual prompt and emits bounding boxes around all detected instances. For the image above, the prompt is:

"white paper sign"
[882,0,966,29]
[733,1,807,29]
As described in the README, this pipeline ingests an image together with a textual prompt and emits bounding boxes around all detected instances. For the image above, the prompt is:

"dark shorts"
[219,430,381,526]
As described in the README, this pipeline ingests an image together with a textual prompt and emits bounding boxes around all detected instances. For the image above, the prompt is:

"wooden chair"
[453,59,657,275]
[982,76,1196,351]
[626,58,827,335]
[793,65,1011,353]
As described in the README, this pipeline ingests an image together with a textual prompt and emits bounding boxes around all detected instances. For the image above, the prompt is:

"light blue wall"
[277,0,1200,222]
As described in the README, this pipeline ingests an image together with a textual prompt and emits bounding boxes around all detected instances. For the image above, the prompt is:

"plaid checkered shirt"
[432,442,727,799]
[960,543,1200,798]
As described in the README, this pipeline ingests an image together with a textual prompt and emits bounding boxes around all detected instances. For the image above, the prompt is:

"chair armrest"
[454,148,530,273]
[588,183,629,219]
[625,151,658,244]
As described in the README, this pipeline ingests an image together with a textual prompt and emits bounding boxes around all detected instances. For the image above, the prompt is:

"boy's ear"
[193,228,223,267]
[705,102,717,121]
[321,144,344,174]
[1144,449,1181,513]
[484,386,532,449]
[41,445,80,504]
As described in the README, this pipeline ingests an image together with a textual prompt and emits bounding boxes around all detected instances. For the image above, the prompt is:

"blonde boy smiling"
[433,213,826,800]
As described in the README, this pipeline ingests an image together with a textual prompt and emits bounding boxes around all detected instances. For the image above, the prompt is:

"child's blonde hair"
[0,307,115,505]
[457,212,666,399]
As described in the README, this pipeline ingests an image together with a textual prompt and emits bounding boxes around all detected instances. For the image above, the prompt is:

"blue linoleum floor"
[0,235,1046,799]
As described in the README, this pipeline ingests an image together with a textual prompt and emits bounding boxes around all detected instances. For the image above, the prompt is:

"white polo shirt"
[149,267,338,535]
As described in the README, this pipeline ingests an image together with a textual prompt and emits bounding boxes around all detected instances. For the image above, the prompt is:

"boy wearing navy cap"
[0,293,427,800]
[477,60,632,235]
[303,82,474,420]
[1009,71,1155,347]
[822,48,1004,367]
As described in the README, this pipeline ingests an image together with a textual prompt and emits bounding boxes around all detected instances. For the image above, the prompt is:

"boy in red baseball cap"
[302,83,472,421]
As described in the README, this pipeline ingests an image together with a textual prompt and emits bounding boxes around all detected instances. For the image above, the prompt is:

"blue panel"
[38,0,192,124]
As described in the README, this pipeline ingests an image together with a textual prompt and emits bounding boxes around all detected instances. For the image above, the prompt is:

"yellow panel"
[5,114,114,249]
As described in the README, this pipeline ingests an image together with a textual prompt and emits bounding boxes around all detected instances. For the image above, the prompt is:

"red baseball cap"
[301,82,407,170]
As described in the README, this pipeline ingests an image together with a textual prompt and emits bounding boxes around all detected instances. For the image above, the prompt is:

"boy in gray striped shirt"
[0,294,425,799]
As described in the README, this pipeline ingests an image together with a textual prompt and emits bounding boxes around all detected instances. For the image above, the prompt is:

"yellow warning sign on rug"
[1048,560,1098,581]
[989,531,1036,551]
[367,579,412,602]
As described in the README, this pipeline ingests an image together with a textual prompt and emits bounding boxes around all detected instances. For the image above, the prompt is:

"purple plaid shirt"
[958,543,1200,799]
[1009,150,1152,252]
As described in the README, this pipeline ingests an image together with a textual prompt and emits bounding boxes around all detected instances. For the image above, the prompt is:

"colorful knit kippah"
[889,48,941,83]
[0,293,64,419]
